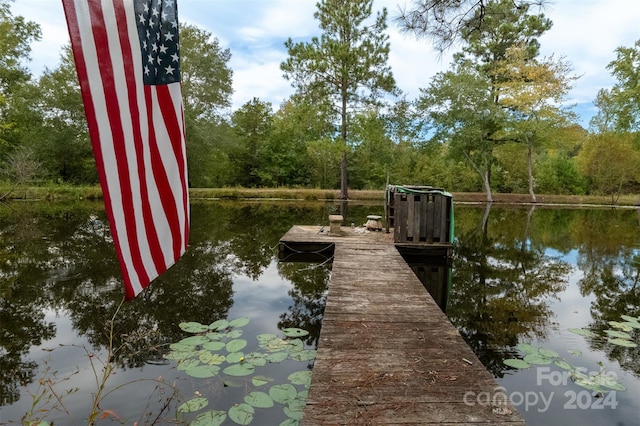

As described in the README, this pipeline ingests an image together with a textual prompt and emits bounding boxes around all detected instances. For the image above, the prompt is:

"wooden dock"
[279,226,525,425]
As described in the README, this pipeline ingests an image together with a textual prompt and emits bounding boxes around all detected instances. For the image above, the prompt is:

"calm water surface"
[1,200,639,425]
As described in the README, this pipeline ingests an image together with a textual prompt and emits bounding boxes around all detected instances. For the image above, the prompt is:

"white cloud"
[9,0,640,126]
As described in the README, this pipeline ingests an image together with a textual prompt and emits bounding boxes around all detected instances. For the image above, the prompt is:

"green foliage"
[167,317,315,425]
[504,313,640,393]
[281,0,397,198]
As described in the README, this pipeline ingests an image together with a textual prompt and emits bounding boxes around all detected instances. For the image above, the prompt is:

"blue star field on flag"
[135,0,180,85]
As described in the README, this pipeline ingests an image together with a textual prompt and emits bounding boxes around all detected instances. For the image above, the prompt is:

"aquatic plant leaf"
[180,335,209,346]
[223,363,255,377]
[622,321,640,329]
[227,339,248,353]
[604,330,632,339]
[226,352,245,364]
[516,343,538,354]
[288,371,312,386]
[620,315,640,324]
[185,364,221,378]
[177,358,201,371]
[503,359,530,369]
[574,377,601,392]
[568,328,596,338]
[164,350,194,361]
[257,333,278,343]
[191,410,227,426]
[608,338,638,348]
[261,338,289,352]
[286,339,304,352]
[180,322,209,333]
[282,328,309,338]
[284,403,305,420]
[244,352,267,367]
[593,375,627,392]
[568,349,582,357]
[267,352,288,363]
[252,375,274,387]
[279,419,298,426]
[170,342,195,352]
[227,329,244,339]
[554,360,573,370]
[199,352,225,365]
[608,321,633,331]
[224,379,245,388]
[523,353,552,365]
[178,397,208,412]
[229,317,250,328]
[206,332,225,341]
[538,348,559,358]
[209,319,230,331]
[228,403,254,425]
[289,350,317,362]
[269,384,297,404]
[244,391,274,408]
[203,341,226,352]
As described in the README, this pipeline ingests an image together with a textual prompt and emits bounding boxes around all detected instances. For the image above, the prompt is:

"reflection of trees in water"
[0,201,331,407]
[449,204,571,378]
[276,262,330,349]
[571,209,640,378]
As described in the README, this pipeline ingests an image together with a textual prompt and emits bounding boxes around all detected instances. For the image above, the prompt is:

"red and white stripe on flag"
[62,0,189,299]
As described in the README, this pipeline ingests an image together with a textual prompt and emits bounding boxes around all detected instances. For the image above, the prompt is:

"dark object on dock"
[386,185,453,245]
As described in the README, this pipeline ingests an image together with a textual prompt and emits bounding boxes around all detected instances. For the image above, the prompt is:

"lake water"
[0,200,639,425]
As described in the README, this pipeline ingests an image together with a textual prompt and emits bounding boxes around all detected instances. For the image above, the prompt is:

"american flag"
[62,0,190,300]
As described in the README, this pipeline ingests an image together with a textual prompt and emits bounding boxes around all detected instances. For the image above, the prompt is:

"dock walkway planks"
[279,226,525,425]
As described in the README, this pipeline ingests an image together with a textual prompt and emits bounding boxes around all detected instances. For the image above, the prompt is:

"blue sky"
[11,0,640,128]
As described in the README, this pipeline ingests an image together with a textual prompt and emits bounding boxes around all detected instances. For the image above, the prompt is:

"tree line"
[1,0,639,202]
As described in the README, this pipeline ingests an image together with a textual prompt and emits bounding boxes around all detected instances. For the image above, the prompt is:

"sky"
[10,0,640,128]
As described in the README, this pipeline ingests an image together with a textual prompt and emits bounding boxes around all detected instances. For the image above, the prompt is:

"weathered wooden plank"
[407,194,415,240]
[419,194,428,241]
[298,240,525,425]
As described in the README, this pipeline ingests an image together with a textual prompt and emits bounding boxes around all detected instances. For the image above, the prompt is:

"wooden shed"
[385,185,454,256]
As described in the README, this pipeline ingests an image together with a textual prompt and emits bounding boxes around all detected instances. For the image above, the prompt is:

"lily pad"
[609,321,633,331]
[608,338,638,348]
[227,329,244,339]
[503,358,530,369]
[177,358,201,371]
[568,349,582,357]
[179,322,209,333]
[252,375,274,387]
[203,341,226,352]
[179,335,209,346]
[257,333,278,343]
[244,352,267,367]
[279,419,299,426]
[568,328,596,338]
[226,352,245,364]
[620,315,640,323]
[574,377,601,392]
[223,363,255,377]
[604,330,632,339]
[288,370,312,386]
[284,403,305,420]
[244,391,274,408]
[185,364,221,379]
[227,339,248,353]
[229,317,251,328]
[538,348,559,358]
[199,352,226,365]
[269,384,297,404]
[282,328,309,338]
[191,410,227,426]
[224,379,245,388]
[516,343,538,354]
[523,353,553,365]
[289,350,317,362]
[228,403,255,425]
[209,319,230,331]
[178,397,208,412]
[267,352,289,363]
[554,360,573,370]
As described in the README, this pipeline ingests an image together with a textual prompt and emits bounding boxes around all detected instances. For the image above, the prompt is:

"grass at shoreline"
[2,184,639,207]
